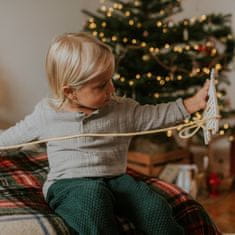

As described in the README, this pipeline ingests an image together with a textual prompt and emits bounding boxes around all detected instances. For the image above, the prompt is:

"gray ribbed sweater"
[0,96,190,198]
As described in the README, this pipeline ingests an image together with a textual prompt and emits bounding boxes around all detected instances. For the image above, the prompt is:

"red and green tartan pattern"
[0,151,222,234]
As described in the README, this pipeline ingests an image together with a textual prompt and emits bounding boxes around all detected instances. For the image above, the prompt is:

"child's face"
[72,74,115,111]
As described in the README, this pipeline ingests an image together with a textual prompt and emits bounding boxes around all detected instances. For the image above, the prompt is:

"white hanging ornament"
[178,69,220,144]
[202,69,220,144]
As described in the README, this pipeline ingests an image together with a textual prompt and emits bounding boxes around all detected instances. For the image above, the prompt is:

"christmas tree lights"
[83,0,235,143]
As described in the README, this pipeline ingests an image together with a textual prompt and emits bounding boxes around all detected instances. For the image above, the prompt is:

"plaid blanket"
[0,151,222,235]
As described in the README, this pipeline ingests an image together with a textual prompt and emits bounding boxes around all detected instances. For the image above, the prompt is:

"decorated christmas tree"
[83,0,235,145]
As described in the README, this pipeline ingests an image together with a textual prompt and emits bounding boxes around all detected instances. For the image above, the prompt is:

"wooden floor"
[199,190,235,233]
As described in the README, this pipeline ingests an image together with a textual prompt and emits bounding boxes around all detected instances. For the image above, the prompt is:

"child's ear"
[62,86,76,100]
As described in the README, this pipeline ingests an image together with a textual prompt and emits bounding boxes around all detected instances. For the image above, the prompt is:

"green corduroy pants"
[46,174,184,235]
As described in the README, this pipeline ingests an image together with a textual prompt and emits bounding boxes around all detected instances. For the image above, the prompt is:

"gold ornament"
[163,28,168,33]
[111,36,117,41]
[113,3,119,9]
[190,17,196,24]
[89,23,96,29]
[167,130,172,137]
[129,19,135,26]
[100,5,107,12]
[154,93,160,98]
[200,15,207,22]
[125,11,131,17]
[117,4,123,10]
[224,123,229,129]
[106,12,112,17]
[203,67,210,74]
[101,22,107,27]
[134,1,141,7]
[113,73,120,80]
[132,39,137,44]
[123,37,128,43]
[211,48,217,56]
[165,76,170,81]
[99,32,104,38]
[155,48,160,53]
[142,54,150,61]
[219,130,225,135]
[215,64,222,70]
[177,75,183,80]
[141,42,147,47]
[164,44,170,49]
[156,21,163,27]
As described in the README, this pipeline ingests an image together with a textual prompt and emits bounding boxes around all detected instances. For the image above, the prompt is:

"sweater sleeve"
[0,101,43,147]
[127,98,191,131]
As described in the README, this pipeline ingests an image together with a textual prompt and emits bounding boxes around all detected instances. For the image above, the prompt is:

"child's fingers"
[203,79,210,90]
[197,80,209,95]
[201,80,210,97]
[195,80,209,103]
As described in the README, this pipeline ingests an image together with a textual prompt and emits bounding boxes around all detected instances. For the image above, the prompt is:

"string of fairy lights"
[88,17,227,82]
[84,0,235,142]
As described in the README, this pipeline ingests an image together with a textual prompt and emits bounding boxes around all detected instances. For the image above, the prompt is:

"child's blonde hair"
[46,32,115,110]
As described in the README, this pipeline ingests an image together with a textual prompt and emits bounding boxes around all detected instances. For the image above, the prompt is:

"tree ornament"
[113,73,121,80]
[168,20,174,28]
[125,11,131,17]
[142,30,149,37]
[134,1,141,7]
[197,44,207,52]
[207,172,221,197]
[202,69,220,144]
[179,69,220,144]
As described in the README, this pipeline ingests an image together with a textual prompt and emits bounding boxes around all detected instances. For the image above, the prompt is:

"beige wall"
[0,0,100,124]
[0,0,234,124]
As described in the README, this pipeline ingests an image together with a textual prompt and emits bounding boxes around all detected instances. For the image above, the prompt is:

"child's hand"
[183,80,210,114]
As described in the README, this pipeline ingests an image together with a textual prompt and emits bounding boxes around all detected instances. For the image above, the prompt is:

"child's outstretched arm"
[183,80,210,114]
[127,80,210,132]
[0,101,43,152]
